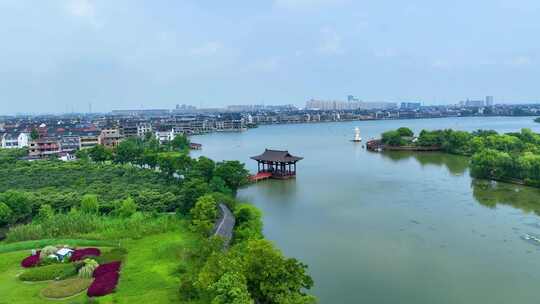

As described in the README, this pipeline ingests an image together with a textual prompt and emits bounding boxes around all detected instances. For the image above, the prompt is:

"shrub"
[0,202,12,226]
[81,194,99,214]
[71,248,101,261]
[116,197,137,218]
[19,263,77,281]
[41,277,92,299]
[87,271,119,297]
[93,261,121,278]
[79,258,99,278]
[21,251,40,268]
[5,212,181,242]
[39,245,58,259]
[36,204,55,222]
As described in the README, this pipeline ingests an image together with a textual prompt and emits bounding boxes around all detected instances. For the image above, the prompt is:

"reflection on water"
[472,179,540,215]
[379,151,469,175]
[246,179,298,199]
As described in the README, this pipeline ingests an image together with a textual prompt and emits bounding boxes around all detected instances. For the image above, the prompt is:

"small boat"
[351,127,362,142]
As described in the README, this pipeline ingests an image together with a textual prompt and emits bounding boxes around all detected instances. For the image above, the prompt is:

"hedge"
[19,263,77,282]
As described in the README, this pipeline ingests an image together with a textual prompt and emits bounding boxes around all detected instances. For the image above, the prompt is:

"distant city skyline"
[1,1,540,115]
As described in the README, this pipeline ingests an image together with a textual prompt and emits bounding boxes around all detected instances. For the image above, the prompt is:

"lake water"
[192,117,540,304]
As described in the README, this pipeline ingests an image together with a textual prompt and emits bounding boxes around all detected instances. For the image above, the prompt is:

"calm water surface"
[193,117,540,304]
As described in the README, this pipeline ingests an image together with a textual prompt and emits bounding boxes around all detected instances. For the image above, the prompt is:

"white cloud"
[318,27,344,55]
[189,42,223,56]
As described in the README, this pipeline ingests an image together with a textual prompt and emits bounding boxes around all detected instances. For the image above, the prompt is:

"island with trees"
[371,127,540,188]
[0,135,316,303]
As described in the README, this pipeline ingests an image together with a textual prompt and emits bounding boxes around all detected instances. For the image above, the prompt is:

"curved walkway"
[213,204,235,247]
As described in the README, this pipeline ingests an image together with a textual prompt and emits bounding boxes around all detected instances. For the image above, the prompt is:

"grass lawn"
[0,229,197,304]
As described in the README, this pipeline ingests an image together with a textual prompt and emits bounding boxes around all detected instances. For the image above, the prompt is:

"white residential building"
[155,129,174,144]
[1,132,25,148]
[137,123,153,137]
[17,132,30,148]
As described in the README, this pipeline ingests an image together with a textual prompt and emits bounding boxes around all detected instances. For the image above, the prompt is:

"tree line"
[380,127,540,187]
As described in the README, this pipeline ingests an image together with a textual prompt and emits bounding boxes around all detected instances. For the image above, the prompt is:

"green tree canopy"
[214,161,249,193]
[396,127,414,137]
[0,202,12,226]
[197,239,315,304]
[190,194,219,236]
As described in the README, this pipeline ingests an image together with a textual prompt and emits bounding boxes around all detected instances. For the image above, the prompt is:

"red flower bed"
[93,261,121,278]
[87,271,119,297]
[70,248,101,261]
[21,251,41,268]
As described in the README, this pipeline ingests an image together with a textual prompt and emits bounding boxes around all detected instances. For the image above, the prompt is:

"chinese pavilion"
[250,149,303,180]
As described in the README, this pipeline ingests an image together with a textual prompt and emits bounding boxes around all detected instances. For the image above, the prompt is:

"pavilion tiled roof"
[251,149,303,163]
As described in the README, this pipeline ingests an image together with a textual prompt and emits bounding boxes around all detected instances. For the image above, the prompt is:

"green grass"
[0,239,117,254]
[0,227,198,304]
[98,230,195,303]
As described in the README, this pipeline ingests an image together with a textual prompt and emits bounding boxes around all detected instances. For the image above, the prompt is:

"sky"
[1,0,539,114]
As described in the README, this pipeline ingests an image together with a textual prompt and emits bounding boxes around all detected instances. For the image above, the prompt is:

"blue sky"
[1,0,539,114]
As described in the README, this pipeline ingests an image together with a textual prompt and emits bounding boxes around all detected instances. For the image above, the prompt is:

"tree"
[81,194,99,214]
[30,128,39,140]
[470,149,514,180]
[209,176,232,196]
[75,149,89,160]
[180,178,211,213]
[0,190,33,224]
[443,130,472,154]
[190,195,219,236]
[209,272,253,304]
[88,145,112,162]
[214,161,249,193]
[142,150,158,169]
[197,239,315,304]
[158,152,193,178]
[115,138,144,164]
[0,202,12,226]
[381,130,404,146]
[192,156,215,182]
[37,204,54,222]
[117,197,137,218]
[396,127,414,137]
[233,204,263,243]
[171,134,190,151]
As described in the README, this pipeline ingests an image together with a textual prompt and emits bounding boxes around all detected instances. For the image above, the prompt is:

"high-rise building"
[485,96,494,106]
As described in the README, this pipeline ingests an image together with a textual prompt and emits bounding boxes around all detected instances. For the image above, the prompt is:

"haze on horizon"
[1,0,539,115]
